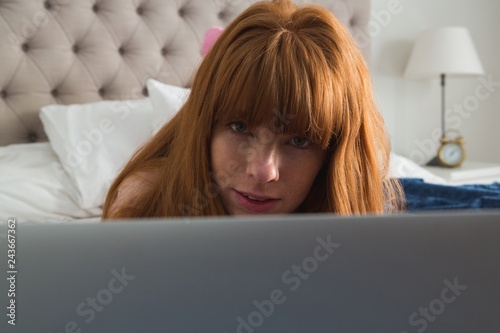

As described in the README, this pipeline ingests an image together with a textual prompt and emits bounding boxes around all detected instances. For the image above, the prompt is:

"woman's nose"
[245,144,280,184]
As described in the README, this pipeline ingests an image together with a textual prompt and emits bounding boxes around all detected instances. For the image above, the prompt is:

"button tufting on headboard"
[218,11,227,20]
[28,133,38,143]
[0,0,370,145]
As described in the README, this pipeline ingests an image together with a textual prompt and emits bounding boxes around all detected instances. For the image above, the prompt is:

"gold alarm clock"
[436,129,466,168]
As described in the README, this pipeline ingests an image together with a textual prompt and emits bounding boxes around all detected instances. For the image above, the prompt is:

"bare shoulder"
[117,170,158,197]
[105,169,160,219]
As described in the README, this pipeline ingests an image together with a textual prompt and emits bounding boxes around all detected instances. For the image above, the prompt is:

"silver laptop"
[1,210,500,333]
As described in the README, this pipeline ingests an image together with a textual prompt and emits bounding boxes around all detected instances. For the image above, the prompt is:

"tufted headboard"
[0,0,370,146]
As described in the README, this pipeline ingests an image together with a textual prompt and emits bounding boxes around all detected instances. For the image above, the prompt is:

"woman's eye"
[290,136,311,148]
[230,122,248,133]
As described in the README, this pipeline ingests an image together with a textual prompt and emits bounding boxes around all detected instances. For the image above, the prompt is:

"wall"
[367,0,500,164]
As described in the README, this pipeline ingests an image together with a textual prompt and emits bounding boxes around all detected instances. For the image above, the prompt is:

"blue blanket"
[399,178,500,211]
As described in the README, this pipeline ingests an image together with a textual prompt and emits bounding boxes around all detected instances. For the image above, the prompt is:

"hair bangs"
[213,30,337,150]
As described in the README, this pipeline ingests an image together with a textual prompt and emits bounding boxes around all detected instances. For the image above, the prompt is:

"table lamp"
[404,27,484,167]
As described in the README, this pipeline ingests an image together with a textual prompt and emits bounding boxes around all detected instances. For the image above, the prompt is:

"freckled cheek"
[284,151,325,190]
[210,136,244,187]
[286,163,317,189]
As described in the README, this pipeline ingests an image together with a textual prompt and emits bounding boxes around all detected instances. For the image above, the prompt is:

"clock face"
[439,143,464,167]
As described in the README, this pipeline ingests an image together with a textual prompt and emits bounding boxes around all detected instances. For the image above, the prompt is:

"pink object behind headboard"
[201,26,224,57]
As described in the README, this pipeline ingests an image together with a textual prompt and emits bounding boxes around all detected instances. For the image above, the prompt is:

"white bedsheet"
[0,143,101,223]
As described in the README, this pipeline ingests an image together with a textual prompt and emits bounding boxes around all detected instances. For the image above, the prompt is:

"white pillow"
[40,81,191,210]
[40,98,155,209]
[147,78,190,133]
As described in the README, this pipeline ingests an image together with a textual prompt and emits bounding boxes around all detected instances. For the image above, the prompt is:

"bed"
[0,0,498,223]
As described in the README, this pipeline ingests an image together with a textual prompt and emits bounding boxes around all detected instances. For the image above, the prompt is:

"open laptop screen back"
[1,211,499,333]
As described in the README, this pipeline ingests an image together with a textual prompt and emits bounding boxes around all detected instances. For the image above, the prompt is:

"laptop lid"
[1,210,499,333]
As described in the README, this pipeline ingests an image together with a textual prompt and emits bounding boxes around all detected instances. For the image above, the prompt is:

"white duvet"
[0,142,101,223]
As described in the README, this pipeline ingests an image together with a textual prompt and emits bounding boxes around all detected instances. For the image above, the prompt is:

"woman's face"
[210,121,326,215]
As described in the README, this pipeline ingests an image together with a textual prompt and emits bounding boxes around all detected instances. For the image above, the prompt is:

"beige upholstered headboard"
[0,0,370,146]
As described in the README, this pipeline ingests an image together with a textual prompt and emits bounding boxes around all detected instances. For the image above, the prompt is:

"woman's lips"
[234,190,280,213]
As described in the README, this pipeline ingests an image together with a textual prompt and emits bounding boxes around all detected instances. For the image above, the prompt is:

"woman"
[102,0,403,219]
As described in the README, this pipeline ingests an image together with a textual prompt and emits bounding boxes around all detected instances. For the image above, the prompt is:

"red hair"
[102,0,403,219]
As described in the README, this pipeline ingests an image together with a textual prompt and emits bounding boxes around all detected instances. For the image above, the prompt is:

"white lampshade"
[405,27,484,78]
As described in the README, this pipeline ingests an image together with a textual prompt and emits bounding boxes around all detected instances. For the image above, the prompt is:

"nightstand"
[423,161,500,185]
